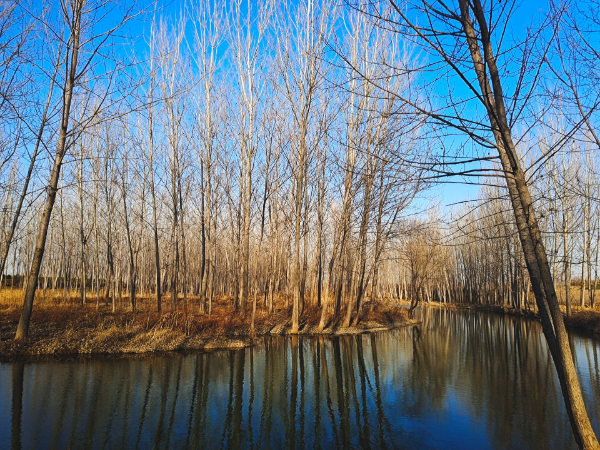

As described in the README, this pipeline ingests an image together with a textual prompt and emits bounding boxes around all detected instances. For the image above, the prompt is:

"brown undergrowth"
[0,289,413,360]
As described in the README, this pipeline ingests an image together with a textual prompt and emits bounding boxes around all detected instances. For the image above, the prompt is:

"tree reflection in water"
[2,308,600,449]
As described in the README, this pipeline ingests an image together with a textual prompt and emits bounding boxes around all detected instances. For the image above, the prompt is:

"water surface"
[2,308,600,449]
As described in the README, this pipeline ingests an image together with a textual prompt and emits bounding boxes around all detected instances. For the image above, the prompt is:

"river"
[1,307,600,449]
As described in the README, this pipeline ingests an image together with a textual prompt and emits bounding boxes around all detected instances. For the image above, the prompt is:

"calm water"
[2,308,600,449]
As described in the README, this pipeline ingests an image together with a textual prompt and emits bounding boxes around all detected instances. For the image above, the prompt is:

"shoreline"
[3,298,599,362]
[0,302,416,362]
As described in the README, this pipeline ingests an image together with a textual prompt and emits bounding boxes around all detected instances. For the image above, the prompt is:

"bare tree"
[346,1,599,446]
[228,0,273,315]
[187,0,227,314]
[276,0,336,332]
[16,0,141,339]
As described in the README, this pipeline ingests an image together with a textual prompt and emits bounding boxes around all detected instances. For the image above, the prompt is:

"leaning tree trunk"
[459,1,599,446]
[15,7,81,340]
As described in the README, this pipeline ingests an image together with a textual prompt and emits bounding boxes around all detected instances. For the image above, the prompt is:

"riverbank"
[404,300,600,338]
[0,292,414,361]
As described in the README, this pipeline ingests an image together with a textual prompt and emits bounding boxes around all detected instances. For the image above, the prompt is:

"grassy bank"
[0,289,413,361]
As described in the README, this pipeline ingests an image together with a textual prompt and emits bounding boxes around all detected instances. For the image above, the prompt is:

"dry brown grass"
[0,288,412,360]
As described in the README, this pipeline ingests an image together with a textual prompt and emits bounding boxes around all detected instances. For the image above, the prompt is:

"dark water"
[2,308,600,449]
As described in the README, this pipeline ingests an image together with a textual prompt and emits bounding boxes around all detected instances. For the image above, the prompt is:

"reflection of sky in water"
[1,308,599,449]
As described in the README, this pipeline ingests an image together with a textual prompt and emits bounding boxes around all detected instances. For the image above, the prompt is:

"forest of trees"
[0,2,596,317]
[398,148,600,314]
[1,0,600,447]
[0,0,432,332]
[0,0,598,329]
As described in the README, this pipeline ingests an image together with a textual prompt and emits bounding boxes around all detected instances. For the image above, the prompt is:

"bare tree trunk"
[239,160,251,317]
[291,135,305,334]
[179,177,188,315]
[199,163,207,314]
[121,155,136,313]
[593,225,599,308]
[77,142,87,307]
[171,223,179,312]
[564,213,572,316]
[147,70,162,313]
[15,3,82,339]
[314,141,327,316]
[458,1,598,445]
[581,203,588,308]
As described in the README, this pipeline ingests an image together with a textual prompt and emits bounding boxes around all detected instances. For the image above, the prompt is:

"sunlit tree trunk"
[16,1,83,339]
[457,1,598,445]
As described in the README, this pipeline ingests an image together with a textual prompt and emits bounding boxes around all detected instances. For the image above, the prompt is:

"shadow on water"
[2,308,600,449]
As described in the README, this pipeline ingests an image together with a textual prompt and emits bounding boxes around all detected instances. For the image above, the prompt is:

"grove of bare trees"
[1,0,600,447]
[0,0,428,338]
